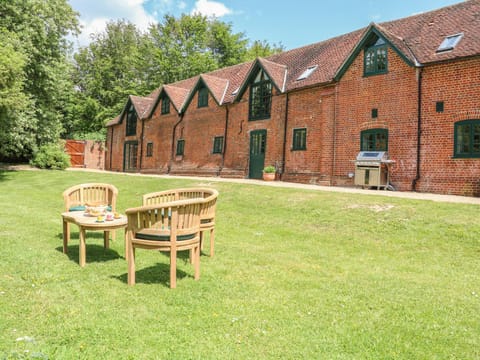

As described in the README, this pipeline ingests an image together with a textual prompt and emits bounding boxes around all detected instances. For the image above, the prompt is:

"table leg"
[63,219,70,254]
[104,231,110,249]
[79,227,86,267]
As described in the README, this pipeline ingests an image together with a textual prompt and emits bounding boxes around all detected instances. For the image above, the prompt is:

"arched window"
[454,120,480,158]
[161,96,170,115]
[126,104,137,136]
[360,128,388,151]
[249,69,272,120]
[364,37,388,76]
[198,86,208,108]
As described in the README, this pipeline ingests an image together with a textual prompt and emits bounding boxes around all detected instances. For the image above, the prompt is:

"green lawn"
[0,170,479,359]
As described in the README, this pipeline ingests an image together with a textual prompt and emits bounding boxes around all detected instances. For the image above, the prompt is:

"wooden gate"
[65,140,85,168]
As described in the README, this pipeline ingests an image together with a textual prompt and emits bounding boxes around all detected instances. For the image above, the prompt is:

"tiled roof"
[130,95,153,119]
[203,62,253,104]
[267,29,364,92]
[163,83,192,112]
[105,115,120,127]
[108,0,480,123]
[258,57,288,92]
[200,74,229,105]
[379,0,480,64]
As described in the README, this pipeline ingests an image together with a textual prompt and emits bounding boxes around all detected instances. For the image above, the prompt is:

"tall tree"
[72,20,146,136]
[0,30,36,159]
[0,0,79,160]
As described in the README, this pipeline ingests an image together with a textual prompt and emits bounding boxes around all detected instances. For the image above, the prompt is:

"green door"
[249,130,266,179]
[123,141,138,172]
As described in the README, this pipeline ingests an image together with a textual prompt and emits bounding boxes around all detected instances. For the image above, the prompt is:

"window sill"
[452,155,480,159]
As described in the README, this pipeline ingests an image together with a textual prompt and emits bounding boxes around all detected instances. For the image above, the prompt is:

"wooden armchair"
[142,188,218,256]
[62,183,118,250]
[125,198,204,288]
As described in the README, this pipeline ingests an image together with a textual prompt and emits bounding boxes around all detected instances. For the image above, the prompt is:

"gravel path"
[64,167,480,205]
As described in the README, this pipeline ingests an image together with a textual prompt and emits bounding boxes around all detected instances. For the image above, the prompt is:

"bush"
[30,142,70,170]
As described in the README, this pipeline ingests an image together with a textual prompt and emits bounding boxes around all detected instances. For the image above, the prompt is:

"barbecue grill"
[354,151,394,189]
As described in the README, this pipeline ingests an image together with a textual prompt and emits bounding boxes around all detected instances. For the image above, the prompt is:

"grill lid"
[356,151,388,162]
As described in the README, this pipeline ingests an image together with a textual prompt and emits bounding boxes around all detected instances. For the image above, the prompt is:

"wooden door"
[249,130,266,179]
[65,140,85,168]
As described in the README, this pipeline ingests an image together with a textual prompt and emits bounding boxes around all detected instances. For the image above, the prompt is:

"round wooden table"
[62,212,127,267]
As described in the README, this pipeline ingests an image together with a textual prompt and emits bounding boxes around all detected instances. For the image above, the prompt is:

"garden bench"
[126,198,205,288]
[142,188,218,256]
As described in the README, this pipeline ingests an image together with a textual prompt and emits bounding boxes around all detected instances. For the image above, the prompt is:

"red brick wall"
[222,87,286,178]
[282,86,336,185]
[336,47,419,190]
[170,91,227,176]
[83,140,105,170]
[417,57,480,196]
[140,102,178,174]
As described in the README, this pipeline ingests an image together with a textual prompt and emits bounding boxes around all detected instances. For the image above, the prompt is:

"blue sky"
[68,0,463,50]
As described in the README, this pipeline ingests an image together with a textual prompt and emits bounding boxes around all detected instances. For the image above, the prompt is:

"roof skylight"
[437,33,463,53]
[297,65,318,81]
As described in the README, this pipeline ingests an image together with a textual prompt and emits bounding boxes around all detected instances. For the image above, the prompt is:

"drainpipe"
[109,127,113,170]
[332,83,338,185]
[412,67,423,191]
[169,113,184,173]
[281,93,289,179]
[139,117,145,172]
[219,105,229,175]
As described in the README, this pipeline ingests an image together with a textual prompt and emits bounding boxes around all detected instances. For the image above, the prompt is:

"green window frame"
[364,38,388,76]
[292,128,307,151]
[249,69,272,121]
[161,97,170,115]
[198,87,208,108]
[146,142,153,157]
[454,120,480,158]
[126,104,137,136]
[213,136,224,154]
[360,128,388,151]
[176,139,185,156]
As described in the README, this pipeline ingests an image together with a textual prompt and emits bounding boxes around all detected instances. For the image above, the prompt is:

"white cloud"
[191,0,232,17]
[178,1,187,10]
[69,0,155,47]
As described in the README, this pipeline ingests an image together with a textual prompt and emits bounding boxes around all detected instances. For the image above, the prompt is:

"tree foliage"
[0,0,79,160]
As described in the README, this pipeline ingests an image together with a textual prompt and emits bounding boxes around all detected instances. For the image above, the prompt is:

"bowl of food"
[85,205,108,217]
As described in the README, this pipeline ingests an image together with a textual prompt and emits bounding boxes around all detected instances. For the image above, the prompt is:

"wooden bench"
[126,198,206,288]
[142,188,219,256]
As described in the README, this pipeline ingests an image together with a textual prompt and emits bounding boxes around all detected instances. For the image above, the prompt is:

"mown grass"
[0,169,479,359]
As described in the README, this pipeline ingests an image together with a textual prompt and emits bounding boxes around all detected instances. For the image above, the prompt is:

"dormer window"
[198,86,208,108]
[437,33,463,53]
[297,65,318,81]
[161,96,170,115]
[249,69,272,121]
[364,37,388,76]
[126,104,137,136]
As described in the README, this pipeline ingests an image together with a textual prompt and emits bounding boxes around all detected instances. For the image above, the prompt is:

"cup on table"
[97,215,105,222]
[106,213,114,221]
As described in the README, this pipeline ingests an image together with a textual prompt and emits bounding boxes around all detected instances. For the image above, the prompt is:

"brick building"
[106,0,480,196]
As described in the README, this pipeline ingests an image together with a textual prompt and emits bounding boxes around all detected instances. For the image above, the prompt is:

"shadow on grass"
[114,258,193,288]
[55,230,122,265]
[0,170,12,182]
